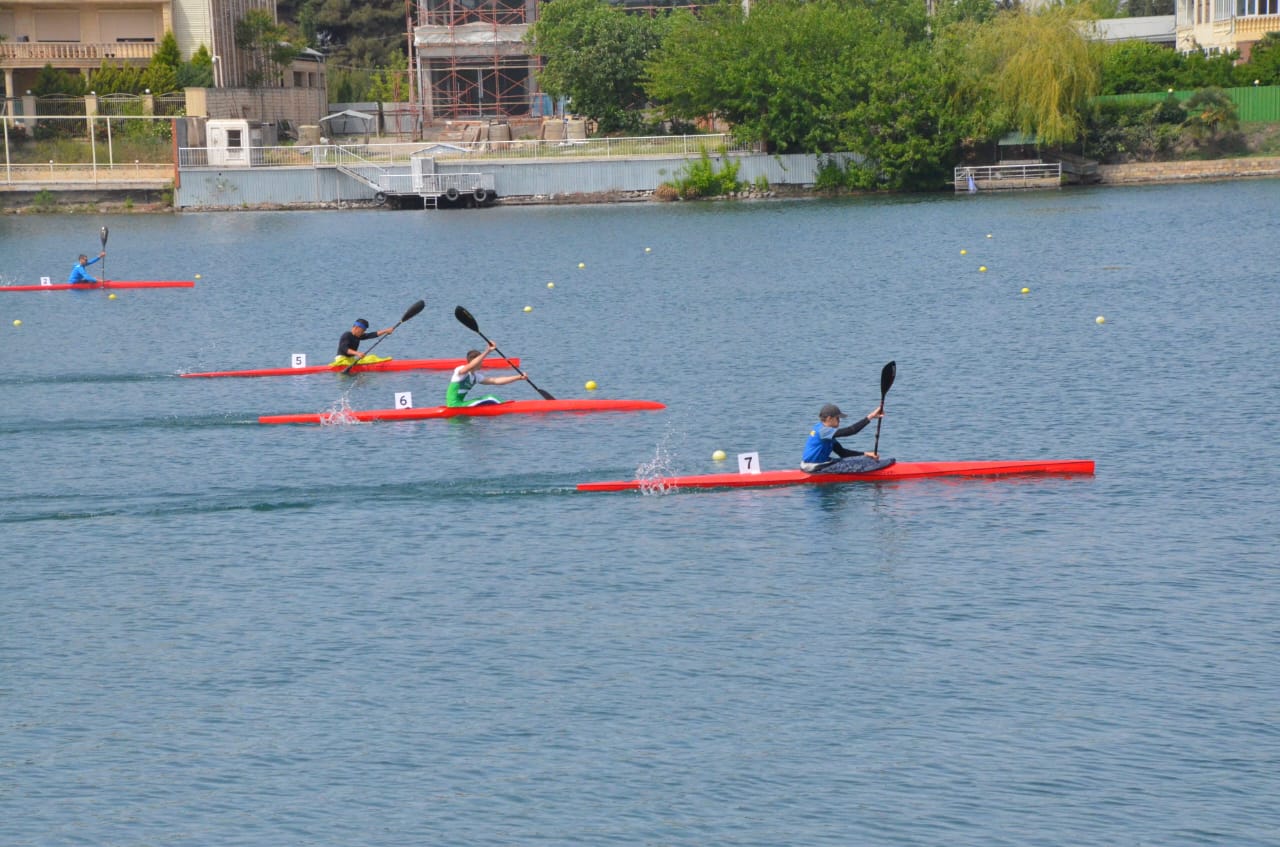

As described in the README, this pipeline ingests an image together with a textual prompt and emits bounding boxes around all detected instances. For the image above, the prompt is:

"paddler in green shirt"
[446,340,528,406]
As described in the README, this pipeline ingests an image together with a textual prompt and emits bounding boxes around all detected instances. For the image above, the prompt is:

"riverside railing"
[954,162,1062,192]
[177,133,748,169]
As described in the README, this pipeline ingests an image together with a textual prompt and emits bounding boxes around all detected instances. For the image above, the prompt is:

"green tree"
[234,9,301,88]
[961,6,1101,146]
[180,45,215,88]
[527,0,672,134]
[1099,40,1182,94]
[1182,86,1239,148]
[288,0,405,70]
[1175,49,1243,89]
[32,63,86,96]
[1241,31,1280,85]
[647,0,906,153]
[366,54,410,103]
[152,31,182,71]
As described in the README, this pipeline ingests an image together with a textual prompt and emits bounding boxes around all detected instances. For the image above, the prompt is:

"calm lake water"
[2,183,1278,846]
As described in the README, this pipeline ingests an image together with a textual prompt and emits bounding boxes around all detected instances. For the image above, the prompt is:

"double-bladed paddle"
[342,299,426,374]
[873,360,895,457]
[454,305,554,400]
[100,226,109,282]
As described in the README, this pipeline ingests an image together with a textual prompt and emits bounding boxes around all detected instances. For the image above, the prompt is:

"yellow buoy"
[960,249,967,255]
[1020,287,1030,295]
[194,274,202,279]
[547,282,555,289]
[712,450,727,461]
[12,319,21,327]
[1096,316,1106,325]
[979,266,987,272]
[523,305,533,313]
[645,247,652,253]
[577,262,585,269]
[987,233,993,238]
[585,380,597,391]
[108,293,117,300]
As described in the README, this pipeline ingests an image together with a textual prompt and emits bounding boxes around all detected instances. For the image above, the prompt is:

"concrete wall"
[1098,156,1280,183]
[174,152,843,209]
[185,86,326,127]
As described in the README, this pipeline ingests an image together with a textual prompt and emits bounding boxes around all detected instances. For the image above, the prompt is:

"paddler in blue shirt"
[334,318,395,366]
[69,252,107,284]
[446,340,527,406]
[801,403,888,473]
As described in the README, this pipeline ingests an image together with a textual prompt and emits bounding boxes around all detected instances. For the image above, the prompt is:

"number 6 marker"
[395,391,413,409]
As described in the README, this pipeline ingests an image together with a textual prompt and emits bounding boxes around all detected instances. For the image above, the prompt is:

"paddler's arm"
[375,326,395,337]
[833,406,883,438]
[457,341,496,376]
[481,373,528,386]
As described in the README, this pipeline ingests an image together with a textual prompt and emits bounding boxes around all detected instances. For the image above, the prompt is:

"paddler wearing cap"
[800,402,885,473]
[334,318,395,366]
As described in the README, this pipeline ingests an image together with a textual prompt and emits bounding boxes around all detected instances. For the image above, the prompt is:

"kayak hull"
[577,459,1095,492]
[259,398,665,425]
[183,356,519,378]
[1,280,195,292]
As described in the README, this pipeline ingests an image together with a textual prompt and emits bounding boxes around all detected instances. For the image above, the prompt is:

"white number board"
[291,353,307,368]
[737,451,762,475]
[395,391,413,409]
[40,277,52,286]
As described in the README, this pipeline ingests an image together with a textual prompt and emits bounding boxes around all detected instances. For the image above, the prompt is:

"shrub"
[661,149,742,199]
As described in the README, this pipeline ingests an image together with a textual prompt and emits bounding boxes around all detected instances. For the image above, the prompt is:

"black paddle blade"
[880,361,896,398]
[100,226,109,247]
[402,299,426,322]
[537,387,555,401]
[454,305,479,333]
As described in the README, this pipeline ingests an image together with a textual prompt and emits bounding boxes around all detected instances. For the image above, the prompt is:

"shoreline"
[4,156,1279,214]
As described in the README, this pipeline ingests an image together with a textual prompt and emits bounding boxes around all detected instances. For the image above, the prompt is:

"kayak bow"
[259,397,666,425]
[183,356,519,378]
[1,280,195,292]
[577,459,1095,492]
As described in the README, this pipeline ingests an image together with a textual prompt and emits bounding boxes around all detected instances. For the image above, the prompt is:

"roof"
[998,132,1039,146]
[320,110,375,125]
[1085,15,1176,44]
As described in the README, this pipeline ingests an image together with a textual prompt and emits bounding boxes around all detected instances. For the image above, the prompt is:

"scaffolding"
[412,0,542,123]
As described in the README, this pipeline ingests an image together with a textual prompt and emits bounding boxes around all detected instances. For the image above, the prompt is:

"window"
[1238,0,1280,14]
[227,129,242,148]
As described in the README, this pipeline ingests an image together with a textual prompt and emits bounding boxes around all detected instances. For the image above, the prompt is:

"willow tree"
[963,5,1100,146]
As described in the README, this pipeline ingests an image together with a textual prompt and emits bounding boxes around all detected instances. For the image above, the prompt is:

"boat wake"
[317,396,360,426]
[634,429,683,495]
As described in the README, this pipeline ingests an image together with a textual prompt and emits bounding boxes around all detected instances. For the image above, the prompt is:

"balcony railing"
[0,42,158,64]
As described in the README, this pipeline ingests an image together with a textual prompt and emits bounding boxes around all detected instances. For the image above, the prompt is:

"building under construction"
[410,0,688,125]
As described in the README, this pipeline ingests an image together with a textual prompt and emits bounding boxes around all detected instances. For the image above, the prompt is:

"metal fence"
[954,162,1062,192]
[1095,84,1280,123]
[176,133,748,170]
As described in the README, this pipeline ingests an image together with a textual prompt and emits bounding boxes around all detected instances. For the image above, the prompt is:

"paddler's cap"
[354,318,370,329]
[819,403,846,420]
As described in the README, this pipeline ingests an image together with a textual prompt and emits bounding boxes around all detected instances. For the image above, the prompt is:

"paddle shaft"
[454,306,554,400]
[342,299,425,374]
[99,226,108,282]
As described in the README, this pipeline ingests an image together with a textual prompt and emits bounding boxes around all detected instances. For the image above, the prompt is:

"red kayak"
[259,398,666,425]
[183,356,519,378]
[577,459,1095,492]
[0,279,195,292]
